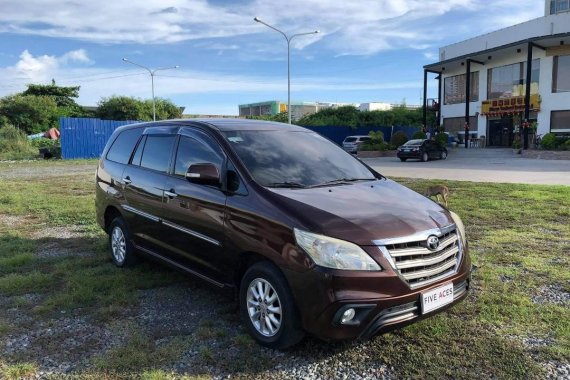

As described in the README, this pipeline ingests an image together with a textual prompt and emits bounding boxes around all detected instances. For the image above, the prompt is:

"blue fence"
[302,125,419,146]
[60,118,139,159]
[60,117,420,159]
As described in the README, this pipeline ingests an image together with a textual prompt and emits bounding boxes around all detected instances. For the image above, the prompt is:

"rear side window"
[360,137,371,142]
[106,128,143,164]
[344,137,357,142]
[140,135,176,173]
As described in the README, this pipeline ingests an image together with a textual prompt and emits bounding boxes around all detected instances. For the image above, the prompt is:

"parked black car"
[397,139,448,162]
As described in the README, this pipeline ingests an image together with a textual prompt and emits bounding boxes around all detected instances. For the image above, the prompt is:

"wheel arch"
[103,205,123,233]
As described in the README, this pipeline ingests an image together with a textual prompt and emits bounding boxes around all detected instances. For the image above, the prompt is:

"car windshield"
[223,130,376,187]
[404,139,424,146]
[344,137,357,142]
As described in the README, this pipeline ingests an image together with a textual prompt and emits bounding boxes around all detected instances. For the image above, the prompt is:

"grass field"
[0,159,568,379]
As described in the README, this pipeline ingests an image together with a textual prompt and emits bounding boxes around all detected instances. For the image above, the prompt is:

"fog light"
[341,308,356,324]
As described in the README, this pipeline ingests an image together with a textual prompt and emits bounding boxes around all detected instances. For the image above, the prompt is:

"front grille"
[381,228,461,289]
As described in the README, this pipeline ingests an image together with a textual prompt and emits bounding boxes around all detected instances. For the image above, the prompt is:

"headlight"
[294,229,381,271]
[449,211,466,243]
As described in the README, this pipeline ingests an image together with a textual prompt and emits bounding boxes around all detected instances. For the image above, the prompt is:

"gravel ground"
[0,161,96,180]
[532,285,570,306]
[1,226,567,379]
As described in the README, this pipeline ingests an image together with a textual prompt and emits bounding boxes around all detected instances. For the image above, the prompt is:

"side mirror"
[186,163,220,186]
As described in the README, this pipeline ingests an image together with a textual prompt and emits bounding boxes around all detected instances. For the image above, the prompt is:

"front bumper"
[284,246,471,341]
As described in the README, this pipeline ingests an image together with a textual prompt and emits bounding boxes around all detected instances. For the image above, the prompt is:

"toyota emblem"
[427,235,440,251]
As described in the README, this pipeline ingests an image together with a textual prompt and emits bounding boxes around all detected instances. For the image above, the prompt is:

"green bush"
[540,133,557,150]
[0,125,37,160]
[390,131,408,147]
[412,131,427,139]
[29,138,60,149]
[435,132,448,147]
[512,138,522,149]
[359,142,390,151]
[560,139,570,151]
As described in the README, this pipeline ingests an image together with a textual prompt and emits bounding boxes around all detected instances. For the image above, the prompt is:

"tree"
[143,98,183,120]
[0,94,58,134]
[23,79,86,117]
[97,96,182,121]
[246,111,288,123]
[297,106,360,127]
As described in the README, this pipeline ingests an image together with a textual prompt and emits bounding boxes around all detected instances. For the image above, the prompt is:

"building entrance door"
[488,118,514,147]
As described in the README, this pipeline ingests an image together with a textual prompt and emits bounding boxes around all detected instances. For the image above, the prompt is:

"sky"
[0,0,545,115]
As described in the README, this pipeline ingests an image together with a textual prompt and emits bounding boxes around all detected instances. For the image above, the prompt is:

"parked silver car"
[342,135,371,153]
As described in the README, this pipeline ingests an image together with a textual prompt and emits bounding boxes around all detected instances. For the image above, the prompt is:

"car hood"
[266,179,453,246]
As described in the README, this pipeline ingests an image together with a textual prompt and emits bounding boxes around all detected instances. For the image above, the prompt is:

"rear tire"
[240,261,304,349]
[108,217,138,267]
[421,152,429,162]
[399,158,407,162]
[440,151,447,160]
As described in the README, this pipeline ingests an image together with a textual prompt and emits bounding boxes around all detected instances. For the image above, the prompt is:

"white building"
[423,0,570,148]
[359,102,392,112]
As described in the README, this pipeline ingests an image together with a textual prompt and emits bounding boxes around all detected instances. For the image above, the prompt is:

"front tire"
[421,152,429,162]
[240,261,304,349]
[440,150,447,160]
[399,157,407,162]
[108,217,138,267]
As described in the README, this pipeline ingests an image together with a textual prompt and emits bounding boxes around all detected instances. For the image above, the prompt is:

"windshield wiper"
[266,181,308,189]
[311,178,375,187]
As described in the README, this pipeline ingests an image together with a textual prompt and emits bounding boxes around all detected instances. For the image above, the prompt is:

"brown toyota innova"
[96,119,471,349]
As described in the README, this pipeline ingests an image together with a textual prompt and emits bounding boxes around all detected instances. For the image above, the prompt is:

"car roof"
[115,118,311,133]
[345,135,370,138]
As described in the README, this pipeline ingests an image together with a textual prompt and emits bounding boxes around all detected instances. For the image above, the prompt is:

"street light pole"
[122,58,179,121]
[254,17,319,124]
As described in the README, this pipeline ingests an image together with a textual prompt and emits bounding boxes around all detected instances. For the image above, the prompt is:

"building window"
[443,116,477,134]
[553,55,570,93]
[487,60,539,99]
[444,72,479,105]
[550,0,570,14]
[551,110,570,132]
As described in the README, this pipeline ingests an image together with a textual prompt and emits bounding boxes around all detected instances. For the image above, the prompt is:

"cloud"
[2,49,92,84]
[0,0,543,56]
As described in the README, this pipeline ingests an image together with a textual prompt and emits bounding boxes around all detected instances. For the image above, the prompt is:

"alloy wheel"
[246,278,282,337]
[111,226,126,264]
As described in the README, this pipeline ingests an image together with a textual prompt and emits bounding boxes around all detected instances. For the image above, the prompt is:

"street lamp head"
[254,16,261,22]
[122,58,129,62]
[174,65,180,69]
[315,30,320,34]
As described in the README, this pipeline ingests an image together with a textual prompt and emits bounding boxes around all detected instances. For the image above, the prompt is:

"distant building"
[238,100,357,121]
[359,102,392,112]
[238,100,420,121]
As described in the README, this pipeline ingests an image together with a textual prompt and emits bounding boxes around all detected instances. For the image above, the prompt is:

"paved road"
[363,148,570,185]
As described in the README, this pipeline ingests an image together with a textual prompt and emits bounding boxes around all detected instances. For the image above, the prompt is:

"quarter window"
[106,128,143,164]
[140,135,176,173]
[174,136,224,177]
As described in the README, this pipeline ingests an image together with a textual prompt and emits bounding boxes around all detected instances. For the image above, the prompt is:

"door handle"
[122,176,132,184]
[164,190,178,198]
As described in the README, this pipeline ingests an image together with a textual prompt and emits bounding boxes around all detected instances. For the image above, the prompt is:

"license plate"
[421,283,454,314]
[404,149,411,152]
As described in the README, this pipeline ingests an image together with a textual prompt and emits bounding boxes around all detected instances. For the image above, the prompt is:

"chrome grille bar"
[376,225,462,289]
